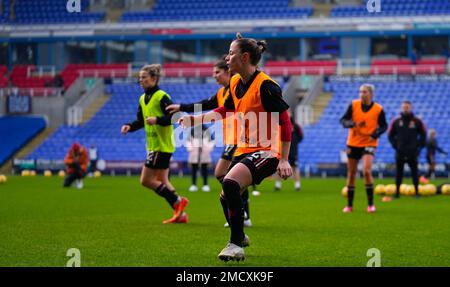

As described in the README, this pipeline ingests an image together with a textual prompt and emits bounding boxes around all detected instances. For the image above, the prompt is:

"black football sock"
[223,179,244,247]
[201,164,208,186]
[220,192,230,225]
[155,183,178,209]
[242,188,250,220]
[216,175,225,184]
[347,186,355,207]
[366,184,374,206]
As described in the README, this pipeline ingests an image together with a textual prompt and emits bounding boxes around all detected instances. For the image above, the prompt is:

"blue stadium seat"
[121,0,312,22]
[0,116,46,165]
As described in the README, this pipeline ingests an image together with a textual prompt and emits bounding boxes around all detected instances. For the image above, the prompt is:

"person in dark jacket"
[388,101,426,198]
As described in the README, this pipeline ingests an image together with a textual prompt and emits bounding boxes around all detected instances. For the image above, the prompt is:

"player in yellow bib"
[121,64,189,224]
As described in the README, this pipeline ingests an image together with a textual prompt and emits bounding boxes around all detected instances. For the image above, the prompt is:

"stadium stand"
[0,116,46,165]
[0,65,8,88]
[61,64,129,89]
[13,0,105,24]
[264,60,337,76]
[298,78,450,170]
[370,59,447,75]
[331,0,450,17]
[0,0,9,23]
[10,65,55,89]
[121,0,313,22]
[27,82,222,162]
[27,78,449,173]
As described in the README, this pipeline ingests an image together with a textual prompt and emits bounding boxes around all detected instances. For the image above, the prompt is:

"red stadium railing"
[369,59,447,75]
[3,60,450,94]
[61,63,131,89]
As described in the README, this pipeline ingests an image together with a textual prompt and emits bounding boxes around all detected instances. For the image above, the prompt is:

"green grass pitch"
[0,175,449,267]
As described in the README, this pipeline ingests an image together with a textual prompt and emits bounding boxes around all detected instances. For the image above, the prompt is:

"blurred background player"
[88,144,99,177]
[423,129,448,181]
[166,56,253,227]
[179,33,293,261]
[340,84,387,213]
[274,108,303,192]
[120,64,188,224]
[388,101,426,199]
[63,142,89,189]
[186,124,214,192]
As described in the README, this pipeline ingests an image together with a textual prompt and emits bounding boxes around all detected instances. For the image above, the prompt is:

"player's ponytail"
[256,40,267,54]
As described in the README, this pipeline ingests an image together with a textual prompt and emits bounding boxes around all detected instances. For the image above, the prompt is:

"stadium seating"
[27,82,222,162]
[121,0,313,22]
[298,79,450,170]
[370,59,447,75]
[27,79,449,172]
[331,0,450,17]
[61,64,129,89]
[164,63,215,77]
[0,0,9,23]
[0,65,8,87]
[0,116,46,165]
[10,65,55,89]
[264,60,337,76]
[13,0,105,24]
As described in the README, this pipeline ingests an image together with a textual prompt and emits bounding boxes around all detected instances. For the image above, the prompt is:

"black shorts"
[229,151,279,185]
[288,153,298,168]
[145,151,172,169]
[347,146,376,161]
[221,145,237,161]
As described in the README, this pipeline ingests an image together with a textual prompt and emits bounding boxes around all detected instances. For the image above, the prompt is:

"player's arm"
[340,104,355,128]
[259,80,292,179]
[154,95,174,126]
[182,95,219,112]
[122,105,144,133]
[436,142,447,155]
[370,109,387,139]
[387,118,398,149]
[81,149,89,171]
[278,110,293,179]
[166,94,219,113]
[179,94,235,127]
[64,151,73,165]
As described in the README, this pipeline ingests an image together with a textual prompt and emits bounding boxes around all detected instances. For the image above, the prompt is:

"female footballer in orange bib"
[166,57,253,228]
[340,84,387,213]
[179,33,293,261]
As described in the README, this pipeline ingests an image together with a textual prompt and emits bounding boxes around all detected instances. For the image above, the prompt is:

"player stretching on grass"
[179,33,293,261]
[121,64,188,224]
[166,56,253,228]
[340,84,387,213]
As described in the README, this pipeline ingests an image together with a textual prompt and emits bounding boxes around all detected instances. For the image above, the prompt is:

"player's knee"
[348,170,356,179]
[363,169,372,179]
[140,177,156,189]
[222,179,241,197]
[215,174,225,183]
